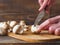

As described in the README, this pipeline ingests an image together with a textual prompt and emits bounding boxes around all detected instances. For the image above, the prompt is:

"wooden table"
[0,35,60,45]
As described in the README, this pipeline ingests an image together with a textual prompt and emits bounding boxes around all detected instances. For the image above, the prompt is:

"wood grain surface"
[8,30,60,43]
[0,0,39,25]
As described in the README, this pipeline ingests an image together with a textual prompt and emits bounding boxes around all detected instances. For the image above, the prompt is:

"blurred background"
[0,0,60,24]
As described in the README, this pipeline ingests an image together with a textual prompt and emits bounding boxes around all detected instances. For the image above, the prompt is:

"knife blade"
[34,9,45,26]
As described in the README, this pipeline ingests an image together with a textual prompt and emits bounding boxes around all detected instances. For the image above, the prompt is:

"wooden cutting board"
[8,30,60,43]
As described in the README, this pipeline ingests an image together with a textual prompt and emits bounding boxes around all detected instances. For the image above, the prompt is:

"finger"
[49,24,57,34]
[38,19,51,31]
[45,5,50,15]
[44,24,52,30]
[45,0,55,14]
[49,23,60,34]
[37,16,60,32]
[38,0,43,6]
[38,0,43,11]
[48,15,60,23]
[39,0,49,12]
[48,0,51,6]
[48,0,55,6]
[55,28,60,36]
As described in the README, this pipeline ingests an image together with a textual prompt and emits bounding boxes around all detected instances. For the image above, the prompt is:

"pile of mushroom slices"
[0,20,29,36]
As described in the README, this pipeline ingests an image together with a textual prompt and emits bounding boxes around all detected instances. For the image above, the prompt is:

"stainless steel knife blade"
[34,10,45,26]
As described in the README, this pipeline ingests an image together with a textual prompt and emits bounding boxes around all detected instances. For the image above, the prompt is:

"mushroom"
[0,22,8,35]
[31,25,39,33]
[23,25,29,31]
[7,21,17,28]
[19,20,29,31]
[12,20,29,34]
[7,21,17,32]
[0,28,7,35]
[17,29,24,35]
[12,25,29,34]
[12,25,21,34]
[13,24,24,34]
[19,20,26,26]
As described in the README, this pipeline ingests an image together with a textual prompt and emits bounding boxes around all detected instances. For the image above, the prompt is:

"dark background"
[0,0,60,24]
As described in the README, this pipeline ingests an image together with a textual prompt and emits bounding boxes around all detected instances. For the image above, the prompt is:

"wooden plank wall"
[0,0,60,24]
[0,0,39,24]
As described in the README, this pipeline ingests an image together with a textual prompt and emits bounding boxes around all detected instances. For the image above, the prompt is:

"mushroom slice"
[7,21,17,32]
[23,25,29,31]
[9,21,17,27]
[13,25,21,34]
[31,25,39,33]
[19,20,26,26]
[17,30,24,34]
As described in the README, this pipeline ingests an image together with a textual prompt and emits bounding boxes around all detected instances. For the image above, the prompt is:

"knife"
[34,9,45,26]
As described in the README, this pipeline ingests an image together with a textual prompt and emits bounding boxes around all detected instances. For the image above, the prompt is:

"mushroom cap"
[9,21,17,27]
[0,22,8,30]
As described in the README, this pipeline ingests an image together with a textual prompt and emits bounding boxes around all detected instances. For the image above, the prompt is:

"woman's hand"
[37,15,60,35]
[38,0,54,14]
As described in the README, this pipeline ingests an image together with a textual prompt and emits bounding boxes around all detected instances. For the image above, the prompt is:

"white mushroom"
[12,20,29,34]
[31,25,39,33]
[9,21,17,27]
[19,20,26,26]
[7,21,17,32]
[13,25,21,34]
[12,24,29,34]
[0,22,8,35]
[23,25,29,31]
[0,22,8,29]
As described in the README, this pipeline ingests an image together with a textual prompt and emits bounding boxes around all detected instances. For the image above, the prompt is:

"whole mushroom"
[13,25,21,34]
[0,22,8,35]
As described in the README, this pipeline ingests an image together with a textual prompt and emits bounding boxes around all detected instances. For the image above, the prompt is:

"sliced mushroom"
[13,25,21,34]
[31,25,39,33]
[23,25,29,31]
[17,30,24,34]
[7,21,17,32]
[10,21,17,27]
[19,20,26,26]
